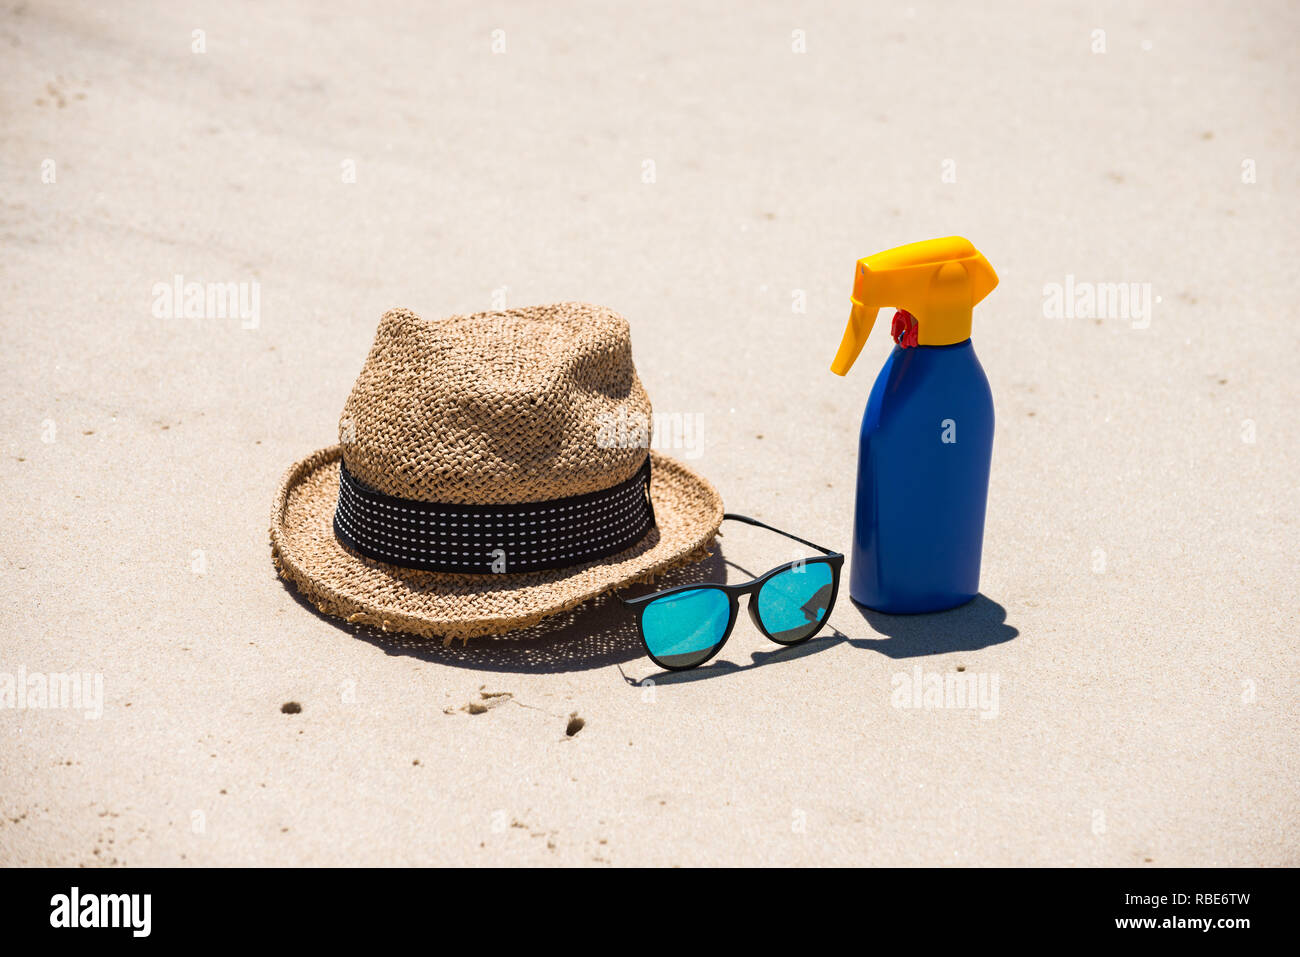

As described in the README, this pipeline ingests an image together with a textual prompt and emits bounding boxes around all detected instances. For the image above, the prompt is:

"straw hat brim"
[270,446,724,640]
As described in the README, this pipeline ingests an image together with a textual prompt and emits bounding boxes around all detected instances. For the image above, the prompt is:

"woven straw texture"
[270,304,724,640]
[343,304,651,503]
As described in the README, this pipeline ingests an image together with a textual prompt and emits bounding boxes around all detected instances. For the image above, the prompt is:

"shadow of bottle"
[850,593,1018,659]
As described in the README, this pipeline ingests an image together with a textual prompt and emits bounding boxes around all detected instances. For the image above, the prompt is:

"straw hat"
[270,303,723,641]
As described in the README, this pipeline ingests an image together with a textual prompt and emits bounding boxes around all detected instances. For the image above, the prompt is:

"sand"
[1,0,1296,866]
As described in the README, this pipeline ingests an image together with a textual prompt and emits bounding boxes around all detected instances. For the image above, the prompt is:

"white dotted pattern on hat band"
[333,465,654,570]
[335,486,650,553]
[336,478,648,547]
[336,492,651,559]
[335,509,652,569]
[334,503,652,568]
[338,477,647,540]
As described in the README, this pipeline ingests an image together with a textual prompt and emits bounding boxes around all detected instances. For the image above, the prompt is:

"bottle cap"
[830,236,998,375]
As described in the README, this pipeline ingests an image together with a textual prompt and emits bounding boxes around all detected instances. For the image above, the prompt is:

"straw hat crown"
[339,303,652,505]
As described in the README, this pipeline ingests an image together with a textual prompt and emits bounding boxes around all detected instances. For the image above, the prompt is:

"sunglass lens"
[641,588,731,668]
[756,562,835,643]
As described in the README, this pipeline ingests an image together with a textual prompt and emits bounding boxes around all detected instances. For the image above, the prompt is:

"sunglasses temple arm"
[721,513,839,557]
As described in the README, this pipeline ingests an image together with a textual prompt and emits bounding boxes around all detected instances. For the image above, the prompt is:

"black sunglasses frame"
[617,513,844,671]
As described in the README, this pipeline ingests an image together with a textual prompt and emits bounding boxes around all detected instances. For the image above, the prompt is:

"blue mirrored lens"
[756,562,835,642]
[641,588,731,668]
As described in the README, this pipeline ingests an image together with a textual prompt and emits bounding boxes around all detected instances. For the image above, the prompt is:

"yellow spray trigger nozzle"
[830,302,879,376]
[830,236,998,375]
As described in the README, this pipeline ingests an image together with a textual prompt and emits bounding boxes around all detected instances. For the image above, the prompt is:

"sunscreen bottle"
[830,237,999,613]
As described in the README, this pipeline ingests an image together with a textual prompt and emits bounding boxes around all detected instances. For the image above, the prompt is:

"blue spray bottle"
[830,237,999,613]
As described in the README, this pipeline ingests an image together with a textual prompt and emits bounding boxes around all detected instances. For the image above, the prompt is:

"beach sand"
[1,0,1296,866]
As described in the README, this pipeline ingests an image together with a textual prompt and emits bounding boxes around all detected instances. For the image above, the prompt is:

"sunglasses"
[618,514,843,670]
